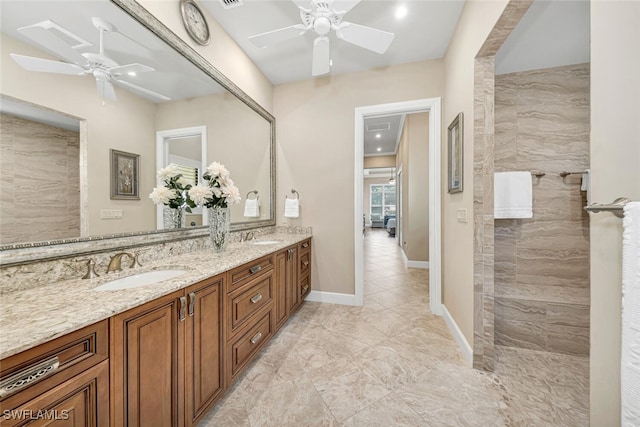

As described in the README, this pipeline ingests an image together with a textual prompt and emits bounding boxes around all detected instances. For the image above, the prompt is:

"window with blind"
[370,184,396,223]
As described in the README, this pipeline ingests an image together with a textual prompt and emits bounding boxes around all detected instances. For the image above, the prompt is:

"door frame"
[354,98,442,315]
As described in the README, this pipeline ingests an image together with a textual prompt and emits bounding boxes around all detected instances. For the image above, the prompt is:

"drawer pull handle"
[179,296,187,321]
[302,260,309,267]
[250,293,263,304]
[0,357,60,399]
[302,242,309,248]
[250,332,263,344]
[249,265,262,274]
[302,285,309,293]
[188,292,196,317]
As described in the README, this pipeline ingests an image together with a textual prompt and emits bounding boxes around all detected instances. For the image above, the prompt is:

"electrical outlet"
[456,209,468,223]
[100,209,123,219]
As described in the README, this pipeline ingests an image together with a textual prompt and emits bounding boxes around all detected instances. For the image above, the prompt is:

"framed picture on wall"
[110,149,140,200]
[448,112,464,193]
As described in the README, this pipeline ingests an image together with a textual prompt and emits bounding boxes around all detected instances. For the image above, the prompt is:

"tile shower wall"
[494,64,590,356]
[0,114,80,245]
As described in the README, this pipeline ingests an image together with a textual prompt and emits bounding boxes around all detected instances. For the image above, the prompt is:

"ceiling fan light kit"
[10,18,170,103]
[248,0,395,77]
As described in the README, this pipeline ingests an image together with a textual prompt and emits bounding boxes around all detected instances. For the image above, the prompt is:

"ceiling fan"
[248,0,395,77]
[10,17,170,102]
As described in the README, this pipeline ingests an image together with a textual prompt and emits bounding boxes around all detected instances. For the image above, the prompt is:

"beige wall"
[364,155,395,169]
[442,0,510,344]
[274,59,444,294]
[137,0,273,112]
[396,113,430,262]
[590,2,640,424]
[0,114,80,244]
[0,35,158,238]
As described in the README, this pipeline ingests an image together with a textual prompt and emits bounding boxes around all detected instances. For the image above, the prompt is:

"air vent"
[18,20,92,50]
[218,0,244,10]
[366,122,391,132]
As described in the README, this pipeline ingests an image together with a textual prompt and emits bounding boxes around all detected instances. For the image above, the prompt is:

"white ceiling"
[363,114,403,156]
[202,0,465,85]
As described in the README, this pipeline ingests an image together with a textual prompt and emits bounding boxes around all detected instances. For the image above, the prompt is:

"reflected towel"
[284,198,299,218]
[244,198,260,217]
[621,202,640,424]
[494,171,533,219]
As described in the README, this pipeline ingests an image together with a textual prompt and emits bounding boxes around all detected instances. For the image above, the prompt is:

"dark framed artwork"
[447,112,464,194]
[110,149,140,200]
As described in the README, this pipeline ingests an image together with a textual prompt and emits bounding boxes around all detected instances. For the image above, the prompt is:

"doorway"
[354,98,442,315]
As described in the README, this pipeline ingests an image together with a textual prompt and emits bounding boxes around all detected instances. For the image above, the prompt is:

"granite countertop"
[0,232,311,360]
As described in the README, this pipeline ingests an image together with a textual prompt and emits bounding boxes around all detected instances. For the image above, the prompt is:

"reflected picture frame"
[110,149,140,200]
[448,112,464,194]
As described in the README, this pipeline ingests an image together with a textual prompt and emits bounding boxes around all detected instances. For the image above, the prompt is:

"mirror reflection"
[0,0,273,246]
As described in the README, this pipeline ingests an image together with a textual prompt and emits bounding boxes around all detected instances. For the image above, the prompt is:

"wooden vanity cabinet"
[298,239,312,303]
[109,274,224,427]
[0,321,109,427]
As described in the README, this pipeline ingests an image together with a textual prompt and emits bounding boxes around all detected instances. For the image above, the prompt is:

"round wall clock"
[179,0,211,46]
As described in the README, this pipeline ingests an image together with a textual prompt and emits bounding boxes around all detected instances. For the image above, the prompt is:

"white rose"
[177,176,193,188]
[157,164,180,180]
[222,184,241,204]
[207,161,230,179]
[149,187,177,205]
[188,185,213,206]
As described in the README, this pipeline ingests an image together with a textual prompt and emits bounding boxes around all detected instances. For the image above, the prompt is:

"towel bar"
[560,171,587,178]
[286,189,300,199]
[584,197,631,218]
[246,190,258,199]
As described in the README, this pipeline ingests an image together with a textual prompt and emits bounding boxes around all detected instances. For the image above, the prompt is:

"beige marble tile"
[495,319,546,351]
[341,393,426,427]
[547,303,590,328]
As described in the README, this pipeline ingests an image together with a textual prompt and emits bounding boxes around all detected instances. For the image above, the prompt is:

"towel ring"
[246,190,259,200]
[286,189,300,200]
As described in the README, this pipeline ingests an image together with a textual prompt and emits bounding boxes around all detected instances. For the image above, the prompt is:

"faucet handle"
[76,258,99,279]
[129,251,144,269]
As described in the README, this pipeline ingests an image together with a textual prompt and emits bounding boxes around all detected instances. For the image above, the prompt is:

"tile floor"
[201,228,589,426]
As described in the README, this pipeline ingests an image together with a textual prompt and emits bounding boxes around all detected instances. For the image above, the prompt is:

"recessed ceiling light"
[376,133,381,139]
[329,59,333,67]
[395,5,408,19]
[377,147,382,152]
[127,71,137,77]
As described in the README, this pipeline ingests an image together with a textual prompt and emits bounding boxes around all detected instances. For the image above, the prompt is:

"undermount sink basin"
[94,269,187,291]
[251,240,281,245]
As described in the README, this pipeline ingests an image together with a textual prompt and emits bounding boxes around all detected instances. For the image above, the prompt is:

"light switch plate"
[456,209,468,223]
[100,209,123,219]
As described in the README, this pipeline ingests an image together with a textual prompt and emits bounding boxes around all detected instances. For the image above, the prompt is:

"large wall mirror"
[0,0,275,261]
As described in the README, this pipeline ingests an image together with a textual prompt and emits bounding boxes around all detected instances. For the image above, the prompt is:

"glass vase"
[209,206,230,252]
[163,206,185,229]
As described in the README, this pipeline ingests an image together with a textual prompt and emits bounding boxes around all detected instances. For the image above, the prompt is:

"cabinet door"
[0,360,108,427]
[110,291,184,427]
[185,276,224,427]
[274,251,288,329]
[286,247,298,313]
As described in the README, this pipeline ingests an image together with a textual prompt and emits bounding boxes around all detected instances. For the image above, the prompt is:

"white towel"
[494,171,533,219]
[621,202,640,424]
[284,198,299,218]
[581,169,591,205]
[244,198,260,217]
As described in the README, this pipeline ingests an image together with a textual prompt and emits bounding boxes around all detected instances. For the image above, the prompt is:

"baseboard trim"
[305,290,359,306]
[407,260,429,269]
[400,250,429,269]
[442,305,473,367]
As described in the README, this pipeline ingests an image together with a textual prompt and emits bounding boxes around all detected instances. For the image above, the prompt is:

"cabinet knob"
[250,332,263,345]
[302,242,309,248]
[249,265,262,274]
[302,285,309,294]
[302,260,309,267]
[250,293,263,304]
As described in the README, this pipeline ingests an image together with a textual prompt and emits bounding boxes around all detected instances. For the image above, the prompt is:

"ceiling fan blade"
[249,25,307,48]
[114,79,171,101]
[110,63,155,76]
[96,79,117,102]
[336,22,394,54]
[292,0,312,11]
[10,54,86,75]
[18,22,88,65]
[331,0,361,14]
[312,37,330,77]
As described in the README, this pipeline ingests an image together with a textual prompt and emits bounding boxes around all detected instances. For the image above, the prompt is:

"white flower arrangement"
[190,161,241,208]
[149,163,196,211]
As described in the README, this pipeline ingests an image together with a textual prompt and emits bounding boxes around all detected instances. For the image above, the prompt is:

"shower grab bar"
[584,197,631,218]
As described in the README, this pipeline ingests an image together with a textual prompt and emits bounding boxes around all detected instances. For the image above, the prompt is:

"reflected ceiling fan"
[10,17,170,102]
[248,0,395,77]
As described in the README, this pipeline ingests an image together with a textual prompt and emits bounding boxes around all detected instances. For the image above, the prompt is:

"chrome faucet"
[107,252,134,273]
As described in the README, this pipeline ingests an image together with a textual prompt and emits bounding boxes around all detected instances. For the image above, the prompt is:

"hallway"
[202,228,588,426]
